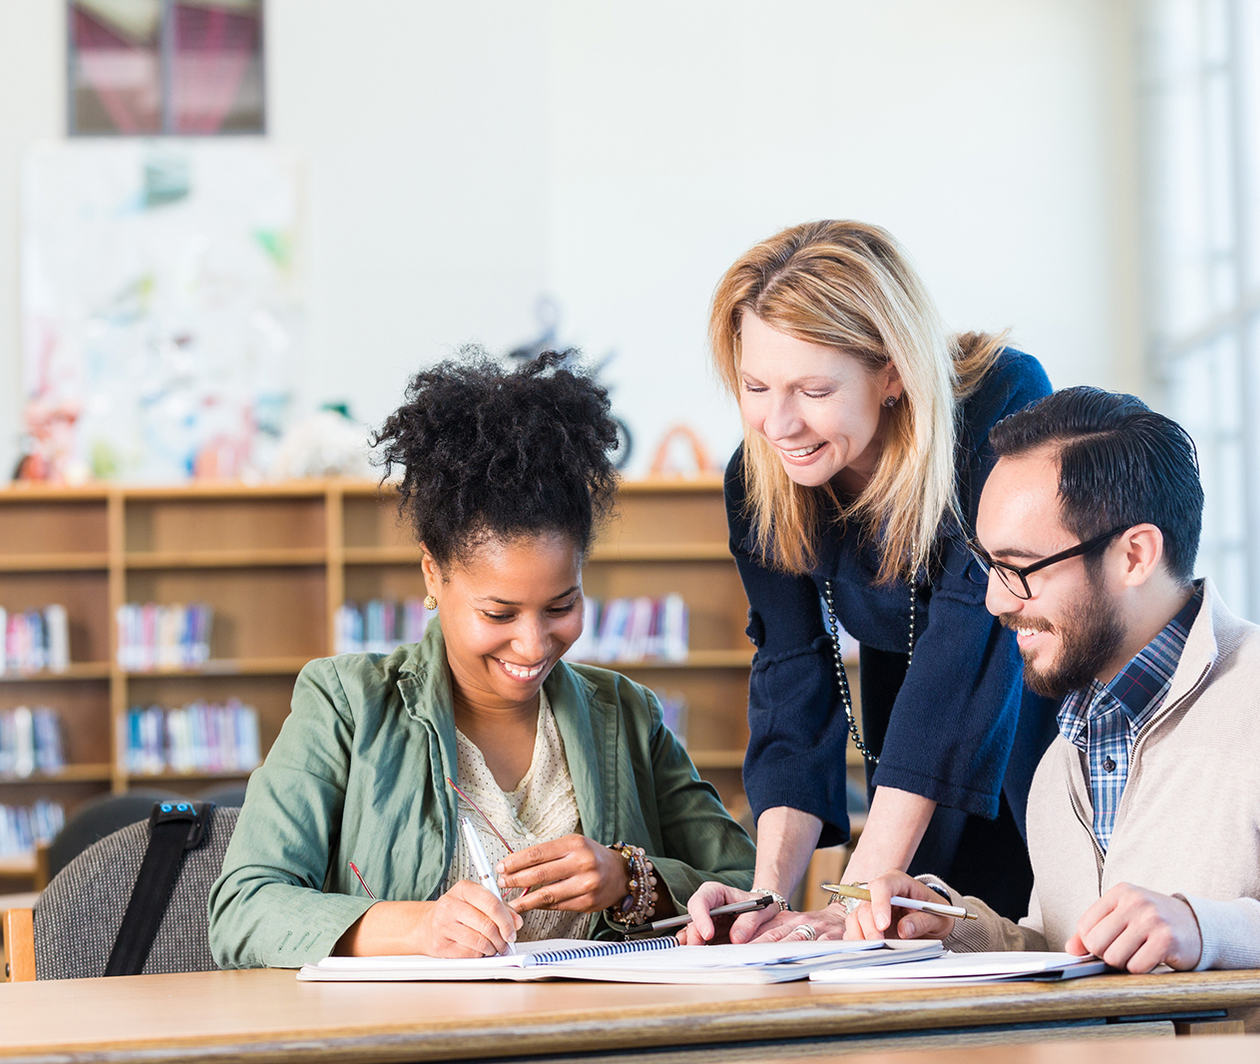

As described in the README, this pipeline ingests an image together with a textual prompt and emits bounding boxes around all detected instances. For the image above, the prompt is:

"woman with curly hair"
[210,351,754,966]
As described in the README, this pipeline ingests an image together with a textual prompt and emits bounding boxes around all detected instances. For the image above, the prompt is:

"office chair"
[3,803,239,981]
[43,789,192,885]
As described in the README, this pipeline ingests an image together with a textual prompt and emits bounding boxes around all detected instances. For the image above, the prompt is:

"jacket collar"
[392,620,611,844]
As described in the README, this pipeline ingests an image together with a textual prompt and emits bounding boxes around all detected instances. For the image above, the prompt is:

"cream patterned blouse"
[443,690,589,941]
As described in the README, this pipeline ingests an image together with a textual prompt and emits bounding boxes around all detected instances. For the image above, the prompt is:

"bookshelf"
[0,477,756,882]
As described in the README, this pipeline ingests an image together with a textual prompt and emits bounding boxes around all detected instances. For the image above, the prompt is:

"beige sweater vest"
[935,579,1260,972]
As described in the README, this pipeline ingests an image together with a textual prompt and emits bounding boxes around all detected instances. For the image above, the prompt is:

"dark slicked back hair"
[988,386,1203,584]
[371,348,620,569]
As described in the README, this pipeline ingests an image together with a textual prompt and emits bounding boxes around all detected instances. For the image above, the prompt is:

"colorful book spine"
[126,699,261,774]
[334,598,434,654]
[0,706,67,778]
[0,799,65,857]
[0,604,73,673]
[116,602,214,670]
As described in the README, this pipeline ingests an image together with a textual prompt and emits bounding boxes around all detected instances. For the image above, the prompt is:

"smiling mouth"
[778,442,825,459]
[494,657,547,681]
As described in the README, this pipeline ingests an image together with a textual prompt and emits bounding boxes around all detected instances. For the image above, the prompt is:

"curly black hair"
[371,348,620,568]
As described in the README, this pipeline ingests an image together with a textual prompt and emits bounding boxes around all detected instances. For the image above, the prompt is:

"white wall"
[0,0,1140,478]
[544,0,1143,471]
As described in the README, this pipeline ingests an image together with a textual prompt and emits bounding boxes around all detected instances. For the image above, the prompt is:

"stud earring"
[882,394,899,409]
[423,594,438,611]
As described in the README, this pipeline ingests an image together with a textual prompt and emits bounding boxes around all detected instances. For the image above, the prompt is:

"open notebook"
[809,950,1107,985]
[297,936,944,984]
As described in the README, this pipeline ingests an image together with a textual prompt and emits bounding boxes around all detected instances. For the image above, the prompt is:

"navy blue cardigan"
[727,349,1059,915]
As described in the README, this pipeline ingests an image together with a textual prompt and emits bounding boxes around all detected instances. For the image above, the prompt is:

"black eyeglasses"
[967,526,1129,600]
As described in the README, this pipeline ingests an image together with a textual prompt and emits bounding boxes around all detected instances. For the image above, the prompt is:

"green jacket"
[209,622,755,968]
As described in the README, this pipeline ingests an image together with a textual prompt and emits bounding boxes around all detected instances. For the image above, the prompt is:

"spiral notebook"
[297,936,944,984]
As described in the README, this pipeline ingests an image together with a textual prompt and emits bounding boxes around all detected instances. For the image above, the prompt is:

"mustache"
[999,614,1054,634]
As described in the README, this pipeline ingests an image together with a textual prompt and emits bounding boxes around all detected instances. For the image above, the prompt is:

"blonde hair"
[710,220,1004,582]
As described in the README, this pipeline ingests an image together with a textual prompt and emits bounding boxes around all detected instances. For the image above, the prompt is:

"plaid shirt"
[1056,583,1203,853]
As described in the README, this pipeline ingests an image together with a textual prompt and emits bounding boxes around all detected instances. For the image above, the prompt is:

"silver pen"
[460,814,516,954]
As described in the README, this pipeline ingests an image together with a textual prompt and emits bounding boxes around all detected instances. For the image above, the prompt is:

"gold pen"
[822,881,979,920]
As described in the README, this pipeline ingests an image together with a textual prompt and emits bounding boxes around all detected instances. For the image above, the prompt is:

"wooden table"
[1,967,1257,1063]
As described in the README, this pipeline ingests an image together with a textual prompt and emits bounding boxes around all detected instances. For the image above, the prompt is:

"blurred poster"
[20,140,302,481]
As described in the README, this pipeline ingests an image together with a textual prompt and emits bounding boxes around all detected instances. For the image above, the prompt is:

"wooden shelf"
[0,663,112,683]
[0,477,758,879]
[588,544,733,562]
[578,650,753,670]
[122,657,310,678]
[0,854,36,877]
[685,749,746,770]
[341,547,421,565]
[0,553,110,573]
[126,769,256,784]
[125,549,327,569]
[0,763,113,785]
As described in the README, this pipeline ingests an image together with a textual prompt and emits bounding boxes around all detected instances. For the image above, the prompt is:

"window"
[68,0,265,135]
[1138,0,1260,619]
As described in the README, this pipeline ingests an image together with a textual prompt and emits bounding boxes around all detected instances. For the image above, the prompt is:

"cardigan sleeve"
[920,873,1051,953]
[208,658,375,969]
[1182,894,1260,970]
[872,351,1054,814]
[727,454,857,845]
[868,533,1028,817]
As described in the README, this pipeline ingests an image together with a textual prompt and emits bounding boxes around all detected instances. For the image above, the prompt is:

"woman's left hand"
[496,834,628,913]
[748,905,852,942]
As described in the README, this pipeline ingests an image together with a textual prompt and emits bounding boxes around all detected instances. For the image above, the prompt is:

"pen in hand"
[821,882,978,921]
[624,893,776,935]
[460,815,516,954]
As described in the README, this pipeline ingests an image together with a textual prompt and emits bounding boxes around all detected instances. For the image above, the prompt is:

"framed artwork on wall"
[68,0,265,136]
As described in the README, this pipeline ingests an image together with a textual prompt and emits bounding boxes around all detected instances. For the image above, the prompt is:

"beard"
[1002,582,1126,700]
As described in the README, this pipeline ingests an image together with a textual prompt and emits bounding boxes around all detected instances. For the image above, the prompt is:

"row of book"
[0,706,65,777]
[569,595,689,663]
[125,699,261,775]
[116,602,213,670]
[0,604,70,674]
[0,799,64,858]
[334,598,436,655]
[334,594,692,664]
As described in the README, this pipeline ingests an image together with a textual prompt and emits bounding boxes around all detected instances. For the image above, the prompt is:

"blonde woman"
[684,221,1058,944]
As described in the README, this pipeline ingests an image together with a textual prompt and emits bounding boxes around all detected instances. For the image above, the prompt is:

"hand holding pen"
[338,859,519,959]
[460,815,517,955]
[445,777,649,919]
[832,872,976,941]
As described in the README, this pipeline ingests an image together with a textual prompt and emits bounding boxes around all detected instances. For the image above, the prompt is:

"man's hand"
[842,871,955,941]
[1065,883,1202,972]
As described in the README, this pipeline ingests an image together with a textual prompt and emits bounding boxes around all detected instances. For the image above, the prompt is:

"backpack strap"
[104,801,214,977]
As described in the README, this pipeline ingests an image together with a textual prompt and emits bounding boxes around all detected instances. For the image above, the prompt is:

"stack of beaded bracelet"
[604,841,658,927]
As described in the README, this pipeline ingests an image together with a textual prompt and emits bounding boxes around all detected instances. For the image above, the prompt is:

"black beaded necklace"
[822,576,918,766]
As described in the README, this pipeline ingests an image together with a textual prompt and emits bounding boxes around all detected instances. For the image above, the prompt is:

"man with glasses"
[846,386,1260,979]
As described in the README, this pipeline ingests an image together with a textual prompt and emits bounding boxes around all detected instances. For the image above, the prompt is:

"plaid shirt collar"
[1058,582,1204,749]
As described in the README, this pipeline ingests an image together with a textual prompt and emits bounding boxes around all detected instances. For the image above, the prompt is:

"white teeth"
[497,658,544,680]
[784,443,823,458]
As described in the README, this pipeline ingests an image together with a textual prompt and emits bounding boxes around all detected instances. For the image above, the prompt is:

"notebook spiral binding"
[532,936,677,965]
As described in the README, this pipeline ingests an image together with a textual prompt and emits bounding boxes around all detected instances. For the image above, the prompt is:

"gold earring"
[423,594,438,611]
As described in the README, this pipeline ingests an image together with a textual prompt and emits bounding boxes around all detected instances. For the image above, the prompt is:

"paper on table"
[298,937,945,984]
[809,950,1107,984]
